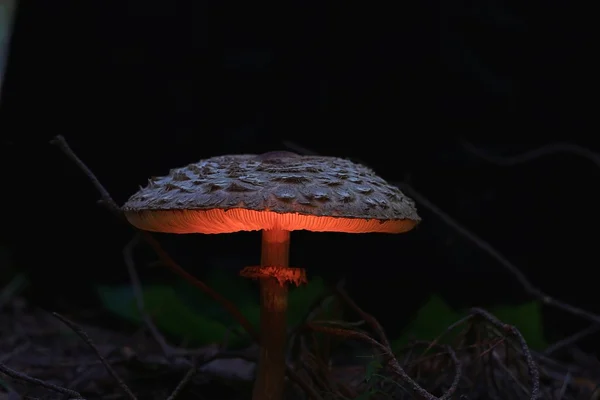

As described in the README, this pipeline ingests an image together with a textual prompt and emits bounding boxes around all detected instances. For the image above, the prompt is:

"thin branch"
[460,140,600,168]
[166,367,197,400]
[395,182,600,327]
[0,363,83,399]
[49,137,120,213]
[461,139,600,352]
[470,308,540,400]
[123,233,186,358]
[543,324,600,356]
[50,135,258,342]
[52,312,138,400]
[334,282,391,349]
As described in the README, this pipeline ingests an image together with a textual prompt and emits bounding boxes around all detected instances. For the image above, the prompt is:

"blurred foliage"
[392,295,547,352]
[1,0,18,93]
[1,241,549,352]
[98,266,547,352]
[97,269,327,348]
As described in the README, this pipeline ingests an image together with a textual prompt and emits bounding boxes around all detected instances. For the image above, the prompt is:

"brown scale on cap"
[122,152,420,234]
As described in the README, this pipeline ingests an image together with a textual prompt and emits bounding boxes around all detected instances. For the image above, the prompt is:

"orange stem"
[252,229,290,400]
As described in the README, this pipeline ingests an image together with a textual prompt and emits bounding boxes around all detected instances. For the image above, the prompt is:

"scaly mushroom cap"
[122,152,420,234]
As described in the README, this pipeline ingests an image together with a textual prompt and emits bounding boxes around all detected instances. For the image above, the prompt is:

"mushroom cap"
[122,152,420,234]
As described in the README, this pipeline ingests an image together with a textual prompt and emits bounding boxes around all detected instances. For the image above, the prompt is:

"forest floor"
[2,295,600,400]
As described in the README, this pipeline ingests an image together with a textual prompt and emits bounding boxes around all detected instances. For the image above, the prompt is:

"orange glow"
[240,266,307,287]
[125,208,417,234]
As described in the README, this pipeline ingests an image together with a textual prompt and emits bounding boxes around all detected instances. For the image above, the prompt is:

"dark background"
[0,2,597,347]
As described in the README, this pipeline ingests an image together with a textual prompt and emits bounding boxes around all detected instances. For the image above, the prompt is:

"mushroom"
[122,151,420,400]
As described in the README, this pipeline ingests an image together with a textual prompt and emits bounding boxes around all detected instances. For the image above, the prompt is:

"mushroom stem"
[253,228,290,400]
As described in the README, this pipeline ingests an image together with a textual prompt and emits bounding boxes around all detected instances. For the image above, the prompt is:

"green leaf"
[390,295,547,353]
[365,359,383,382]
[96,284,236,347]
[174,268,259,328]
[392,295,465,352]
[489,301,547,350]
[287,276,327,326]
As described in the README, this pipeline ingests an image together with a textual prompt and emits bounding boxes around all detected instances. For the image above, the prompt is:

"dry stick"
[166,367,197,400]
[334,283,391,349]
[0,363,83,399]
[124,235,222,361]
[50,135,258,343]
[420,314,473,356]
[50,136,323,400]
[543,324,600,356]
[123,233,186,358]
[461,139,600,352]
[287,279,342,367]
[470,308,540,400]
[402,184,600,323]
[308,323,461,400]
[52,313,138,400]
[460,140,600,168]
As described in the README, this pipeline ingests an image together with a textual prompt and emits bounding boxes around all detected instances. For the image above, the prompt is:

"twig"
[124,235,221,361]
[66,342,128,389]
[491,352,530,396]
[166,367,197,400]
[123,233,184,359]
[51,312,138,400]
[460,140,600,168]
[49,137,121,215]
[0,362,83,399]
[544,324,600,356]
[557,371,571,400]
[396,182,600,328]
[50,135,258,342]
[470,308,540,400]
[0,342,30,364]
[461,139,600,350]
[334,282,391,349]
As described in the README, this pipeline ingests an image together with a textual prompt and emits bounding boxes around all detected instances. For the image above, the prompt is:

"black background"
[0,2,597,346]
